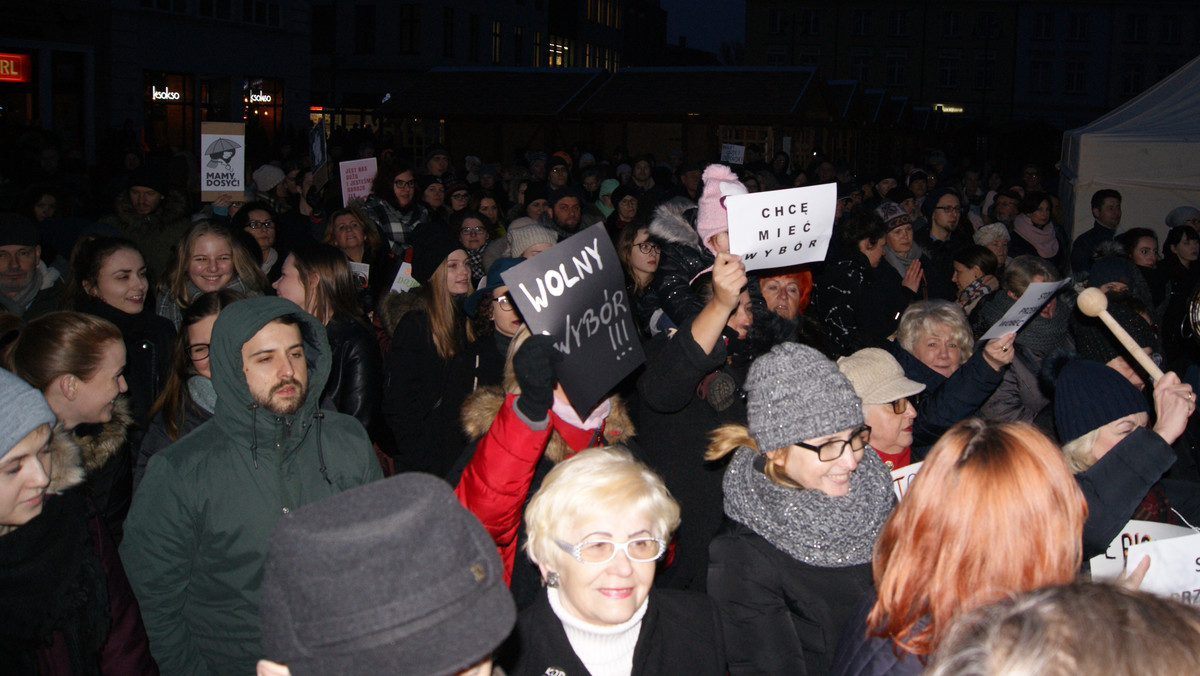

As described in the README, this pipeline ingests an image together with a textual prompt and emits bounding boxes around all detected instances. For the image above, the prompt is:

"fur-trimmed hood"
[647,200,702,251]
[52,395,133,492]
[461,386,635,463]
[377,290,426,337]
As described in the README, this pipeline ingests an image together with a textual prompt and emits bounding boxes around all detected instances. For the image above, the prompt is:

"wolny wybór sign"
[725,183,836,272]
[501,222,645,418]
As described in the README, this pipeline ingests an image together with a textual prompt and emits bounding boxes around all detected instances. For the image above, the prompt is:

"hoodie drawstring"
[314,411,332,485]
[247,403,260,469]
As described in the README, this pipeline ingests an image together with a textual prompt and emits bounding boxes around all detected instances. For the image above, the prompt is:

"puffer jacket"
[101,190,191,280]
[120,297,383,676]
[321,313,382,432]
[639,201,711,334]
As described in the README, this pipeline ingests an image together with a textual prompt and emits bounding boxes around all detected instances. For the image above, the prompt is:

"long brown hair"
[419,257,464,362]
[868,419,1086,657]
[3,311,123,391]
[322,206,384,259]
[61,236,147,311]
[289,245,364,326]
[163,220,267,308]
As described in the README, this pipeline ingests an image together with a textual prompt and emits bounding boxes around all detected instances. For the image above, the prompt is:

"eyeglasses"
[634,242,660,255]
[461,226,486,235]
[550,166,569,174]
[933,206,964,214]
[451,192,470,201]
[794,425,872,462]
[554,537,667,565]
[492,294,514,311]
[230,201,245,209]
[188,344,210,361]
[394,179,418,189]
[247,219,275,230]
[888,398,910,415]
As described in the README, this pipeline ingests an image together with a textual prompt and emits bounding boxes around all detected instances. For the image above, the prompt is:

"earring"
[543,571,559,588]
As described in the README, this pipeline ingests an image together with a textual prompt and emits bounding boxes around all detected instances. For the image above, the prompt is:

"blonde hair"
[896,300,974,363]
[1060,429,1100,473]
[705,424,800,489]
[524,445,680,567]
[419,257,464,362]
[164,220,267,308]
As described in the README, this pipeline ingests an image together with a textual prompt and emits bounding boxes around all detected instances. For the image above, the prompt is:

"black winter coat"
[809,251,915,358]
[134,395,214,493]
[508,589,726,676]
[641,203,710,334]
[830,593,924,676]
[708,519,875,676]
[321,314,383,433]
[636,319,743,591]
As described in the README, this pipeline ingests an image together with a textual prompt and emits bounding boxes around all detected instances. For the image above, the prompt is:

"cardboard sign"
[890,461,922,501]
[389,262,418,294]
[1124,530,1200,604]
[1089,519,1195,581]
[349,261,370,289]
[310,119,329,189]
[501,222,645,417]
[339,158,378,207]
[725,183,836,272]
[200,122,245,202]
[720,143,745,165]
[979,278,1072,340]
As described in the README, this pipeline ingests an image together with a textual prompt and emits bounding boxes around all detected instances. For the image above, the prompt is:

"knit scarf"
[722,447,895,567]
[957,275,998,309]
[976,291,1067,356]
[0,266,44,316]
[188,375,217,414]
[883,242,925,278]
[0,490,110,676]
[1013,213,1059,258]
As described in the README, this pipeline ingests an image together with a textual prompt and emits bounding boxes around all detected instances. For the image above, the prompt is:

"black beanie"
[1054,358,1148,443]
[128,166,168,196]
[410,222,463,283]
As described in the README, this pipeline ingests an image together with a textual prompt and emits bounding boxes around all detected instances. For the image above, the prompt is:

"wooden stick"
[1077,287,1164,382]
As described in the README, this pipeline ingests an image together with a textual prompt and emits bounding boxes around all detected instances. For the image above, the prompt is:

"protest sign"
[1124,530,1200,604]
[349,261,370,290]
[890,461,922,501]
[339,158,378,206]
[720,143,745,165]
[200,122,245,202]
[310,119,329,189]
[501,222,645,417]
[389,262,418,294]
[725,183,836,271]
[979,278,1072,341]
[1089,519,1195,581]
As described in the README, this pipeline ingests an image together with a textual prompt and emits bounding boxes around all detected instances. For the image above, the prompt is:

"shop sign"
[0,53,31,83]
[151,85,182,101]
[248,90,272,103]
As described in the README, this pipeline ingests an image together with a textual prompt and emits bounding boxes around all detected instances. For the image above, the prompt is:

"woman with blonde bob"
[510,445,725,676]
[831,419,1087,675]
[156,219,267,328]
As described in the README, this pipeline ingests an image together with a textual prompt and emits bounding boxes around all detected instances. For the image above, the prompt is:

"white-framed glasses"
[554,537,667,565]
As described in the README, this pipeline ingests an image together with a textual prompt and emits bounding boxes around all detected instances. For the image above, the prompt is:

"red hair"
[867,419,1086,657]
[758,266,813,314]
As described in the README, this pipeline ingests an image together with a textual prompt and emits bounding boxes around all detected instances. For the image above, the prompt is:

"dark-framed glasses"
[554,537,667,565]
[933,205,964,214]
[889,398,910,415]
[247,219,275,230]
[794,425,872,462]
[393,179,418,189]
[188,344,210,361]
[492,294,514,311]
[461,226,486,236]
[634,242,660,255]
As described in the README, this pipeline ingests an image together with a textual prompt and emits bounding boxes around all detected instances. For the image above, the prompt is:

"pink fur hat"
[696,163,747,255]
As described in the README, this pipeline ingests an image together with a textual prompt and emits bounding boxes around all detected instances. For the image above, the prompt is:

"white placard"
[890,461,922,501]
[200,122,245,202]
[1089,519,1195,580]
[978,278,1072,341]
[389,262,419,294]
[1124,530,1200,604]
[720,143,745,165]
[725,183,836,271]
[339,158,378,207]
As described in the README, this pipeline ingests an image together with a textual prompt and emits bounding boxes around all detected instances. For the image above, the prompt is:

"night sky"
[662,0,746,54]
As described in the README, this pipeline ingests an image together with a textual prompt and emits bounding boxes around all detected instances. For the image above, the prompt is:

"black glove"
[512,335,563,421]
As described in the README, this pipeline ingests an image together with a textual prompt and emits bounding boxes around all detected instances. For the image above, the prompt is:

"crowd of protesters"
[3,122,1200,676]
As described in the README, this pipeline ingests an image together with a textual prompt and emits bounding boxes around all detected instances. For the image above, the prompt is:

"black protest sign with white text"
[501,223,645,418]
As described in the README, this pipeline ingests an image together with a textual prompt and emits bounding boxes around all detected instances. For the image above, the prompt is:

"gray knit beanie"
[746,343,863,452]
[507,222,559,258]
[0,367,55,460]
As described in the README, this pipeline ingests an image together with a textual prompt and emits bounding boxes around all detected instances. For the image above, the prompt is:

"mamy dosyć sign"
[501,223,645,418]
[725,183,836,271]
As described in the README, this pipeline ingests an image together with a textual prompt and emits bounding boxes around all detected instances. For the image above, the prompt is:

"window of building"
[549,35,572,67]
[312,5,334,54]
[1065,62,1086,93]
[514,25,524,65]
[143,0,186,12]
[398,5,419,55]
[943,11,961,38]
[1122,61,1145,96]
[469,14,480,63]
[1069,13,1088,41]
[853,9,870,36]
[587,0,596,22]
[851,48,871,82]
[198,0,232,19]
[889,10,908,37]
[534,31,542,67]
[975,53,995,89]
[1033,12,1053,40]
[938,51,959,88]
[768,8,784,35]
[976,11,998,38]
[444,7,455,57]
[1161,15,1180,44]
[886,52,906,86]
[243,1,280,26]
[765,47,787,67]
[1029,60,1051,93]
[492,20,502,65]
[798,9,820,36]
[355,5,375,56]
[1125,14,1147,43]
[798,47,819,67]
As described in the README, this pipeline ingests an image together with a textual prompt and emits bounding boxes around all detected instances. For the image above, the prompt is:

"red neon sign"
[0,53,31,83]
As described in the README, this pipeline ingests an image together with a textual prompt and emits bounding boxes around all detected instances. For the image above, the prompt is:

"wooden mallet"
[1076,287,1164,382]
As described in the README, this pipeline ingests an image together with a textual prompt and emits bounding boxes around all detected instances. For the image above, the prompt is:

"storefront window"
[244,76,283,147]
[144,71,194,151]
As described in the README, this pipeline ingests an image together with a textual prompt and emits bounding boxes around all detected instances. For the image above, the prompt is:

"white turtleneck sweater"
[547,587,648,676]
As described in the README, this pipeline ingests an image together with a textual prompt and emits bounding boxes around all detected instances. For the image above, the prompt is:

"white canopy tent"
[1059,53,1200,241]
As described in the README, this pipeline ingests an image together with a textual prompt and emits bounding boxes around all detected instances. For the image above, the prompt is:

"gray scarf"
[883,242,924,278]
[0,266,44,316]
[187,376,217,414]
[975,291,1070,356]
[723,446,895,567]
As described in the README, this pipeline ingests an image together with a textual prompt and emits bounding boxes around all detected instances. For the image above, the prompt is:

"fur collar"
[461,386,635,463]
[647,200,701,251]
[58,397,132,479]
[378,290,426,337]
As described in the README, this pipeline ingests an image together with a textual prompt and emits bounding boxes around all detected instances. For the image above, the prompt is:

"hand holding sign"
[980,332,1017,370]
[979,278,1071,341]
[712,252,747,310]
